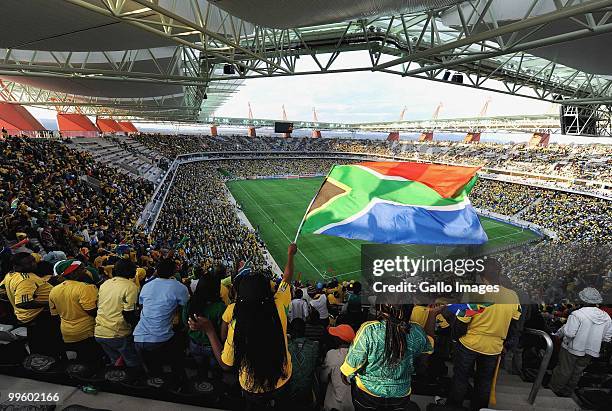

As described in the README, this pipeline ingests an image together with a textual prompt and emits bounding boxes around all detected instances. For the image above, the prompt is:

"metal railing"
[137,158,179,231]
[524,328,554,405]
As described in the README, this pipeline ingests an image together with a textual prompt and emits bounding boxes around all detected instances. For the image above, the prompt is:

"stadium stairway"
[66,137,165,185]
[0,366,583,411]
[409,367,581,411]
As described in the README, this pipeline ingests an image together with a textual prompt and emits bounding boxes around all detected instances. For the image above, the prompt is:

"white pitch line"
[266,201,308,206]
[489,230,532,243]
[341,236,362,253]
[235,182,323,277]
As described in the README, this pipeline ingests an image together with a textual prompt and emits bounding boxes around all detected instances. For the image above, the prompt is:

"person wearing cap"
[321,324,355,411]
[550,287,612,397]
[49,259,104,365]
[1,252,63,358]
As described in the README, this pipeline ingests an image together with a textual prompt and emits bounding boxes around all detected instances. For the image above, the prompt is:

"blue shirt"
[133,278,189,343]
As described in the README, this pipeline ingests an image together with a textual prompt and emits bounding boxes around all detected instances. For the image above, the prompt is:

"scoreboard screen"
[274,122,294,133]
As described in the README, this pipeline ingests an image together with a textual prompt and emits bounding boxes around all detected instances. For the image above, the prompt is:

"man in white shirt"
[308,285,329,326]
[288,289,310,322]
[550,288,612,397]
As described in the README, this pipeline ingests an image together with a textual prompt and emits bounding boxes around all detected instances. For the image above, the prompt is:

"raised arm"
[424,305,444,338]
[283,243,297,284]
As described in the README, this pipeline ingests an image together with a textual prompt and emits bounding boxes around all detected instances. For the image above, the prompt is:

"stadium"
[0,1,611,411]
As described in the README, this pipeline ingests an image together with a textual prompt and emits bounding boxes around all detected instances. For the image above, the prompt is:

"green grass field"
[227,177,541,283]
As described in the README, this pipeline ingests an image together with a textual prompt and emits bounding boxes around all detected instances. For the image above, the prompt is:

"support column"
[387,131,400,141]
[418,131,434,142]
[529,132,550,147]
[463,132,481,143]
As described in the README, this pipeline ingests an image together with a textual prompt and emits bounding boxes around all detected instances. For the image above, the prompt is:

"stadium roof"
[0,102,45,132]
[57,113,99,132]
[1,0,612,123]
[117,121,139,133]
[96,118,123,133]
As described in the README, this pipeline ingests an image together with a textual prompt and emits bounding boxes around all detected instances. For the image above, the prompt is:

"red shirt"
[601,306,612,319]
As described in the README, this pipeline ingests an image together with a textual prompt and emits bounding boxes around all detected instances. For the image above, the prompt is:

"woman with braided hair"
[188,243,297,410]
[340,301,442,411]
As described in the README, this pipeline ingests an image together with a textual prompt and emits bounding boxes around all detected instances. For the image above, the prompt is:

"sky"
[214,51,555,123]
[26,50,554,127]
[214,72,556,123]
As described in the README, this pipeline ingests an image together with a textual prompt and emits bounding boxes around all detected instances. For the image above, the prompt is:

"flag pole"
[293,195,317,243]
[293,165,335,243]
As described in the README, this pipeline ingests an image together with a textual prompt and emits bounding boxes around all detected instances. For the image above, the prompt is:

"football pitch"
[227,177,541,283]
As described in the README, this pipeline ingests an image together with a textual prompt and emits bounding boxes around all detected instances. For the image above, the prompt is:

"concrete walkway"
[0,375,224,411]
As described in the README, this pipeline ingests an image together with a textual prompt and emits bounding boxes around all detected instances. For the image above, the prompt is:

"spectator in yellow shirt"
[446,259,521,411]
[327,291,342,306]
[94,258,140,370]
[189,243,297,407]
[49,259,104,366]
[1,252,63,358]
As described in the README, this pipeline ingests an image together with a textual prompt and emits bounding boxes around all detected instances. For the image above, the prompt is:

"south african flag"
[299,161,487,245]
[447,303,494,317]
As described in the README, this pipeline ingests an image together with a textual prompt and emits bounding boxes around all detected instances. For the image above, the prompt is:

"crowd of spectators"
[132,134,612,184]
[1,137,153,258]
[0,133,611,410]
[521,191,612,243]
[469,180,539,216]
[132,134,307,159]
[1,242,610,410]
[148,155,611,313]
[469,179,612,243]
[415,141,611,182]
[214,158,355,178]
[153,162,266,270]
